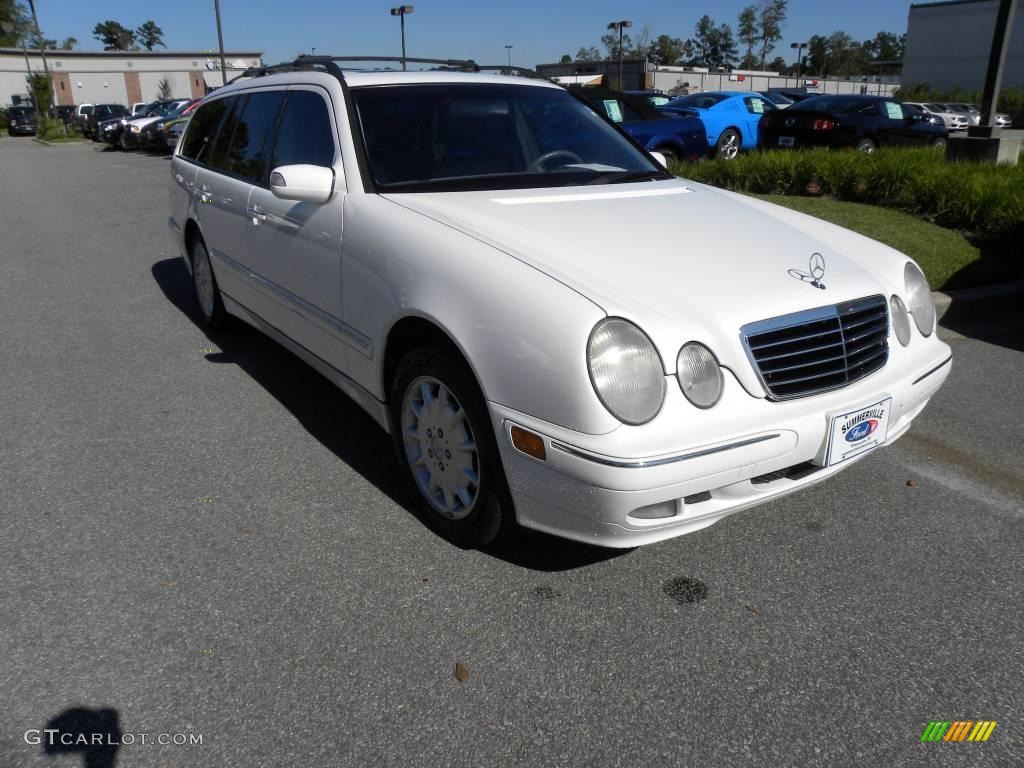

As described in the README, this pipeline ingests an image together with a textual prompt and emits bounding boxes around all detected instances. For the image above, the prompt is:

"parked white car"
[909,102,969,131]
[168,58,952,548]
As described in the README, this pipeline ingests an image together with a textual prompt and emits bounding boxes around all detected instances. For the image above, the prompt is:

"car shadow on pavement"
[40,706,121,767]
[151,258,626,571]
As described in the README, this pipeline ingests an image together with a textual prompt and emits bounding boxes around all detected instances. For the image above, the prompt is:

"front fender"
[341,195,621,435]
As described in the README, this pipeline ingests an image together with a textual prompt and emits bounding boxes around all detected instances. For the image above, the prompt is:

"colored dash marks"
[921,720,997,742]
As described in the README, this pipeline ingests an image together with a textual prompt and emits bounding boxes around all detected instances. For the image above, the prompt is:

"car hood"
[127,115,161,129]
[385,179,901,396]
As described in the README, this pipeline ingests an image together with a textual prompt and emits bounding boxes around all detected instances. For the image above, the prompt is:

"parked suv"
[169,56,951,549]
[82,103,128,139]
[7,105,37,135]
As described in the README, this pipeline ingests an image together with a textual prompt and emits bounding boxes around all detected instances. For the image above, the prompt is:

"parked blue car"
[574,87,708,164]
[660,91,778,159]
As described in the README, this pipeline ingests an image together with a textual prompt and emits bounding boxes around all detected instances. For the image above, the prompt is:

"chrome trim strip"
[550,433,781,469]
[211,250,373,357]
[912,354,952,386]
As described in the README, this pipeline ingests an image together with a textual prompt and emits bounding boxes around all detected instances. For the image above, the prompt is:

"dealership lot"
[1,136,1021,766]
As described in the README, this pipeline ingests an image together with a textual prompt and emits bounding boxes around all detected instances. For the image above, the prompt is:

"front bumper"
[490,339,952,547]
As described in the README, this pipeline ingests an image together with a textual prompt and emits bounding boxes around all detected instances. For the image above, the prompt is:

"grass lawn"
[748,194,984,291]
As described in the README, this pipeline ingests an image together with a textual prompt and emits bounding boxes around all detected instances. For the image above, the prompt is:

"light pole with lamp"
[390,6,414,70]
[505,44,513,69]
[790,41,807,84]
[607,19,632,90]
[213,0,227,85]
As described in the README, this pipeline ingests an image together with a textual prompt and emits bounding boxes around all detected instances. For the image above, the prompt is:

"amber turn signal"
[510,425,546,460]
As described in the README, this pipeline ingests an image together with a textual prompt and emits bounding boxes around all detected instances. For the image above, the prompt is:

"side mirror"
[269,164,335,204]
[649,150,669,169]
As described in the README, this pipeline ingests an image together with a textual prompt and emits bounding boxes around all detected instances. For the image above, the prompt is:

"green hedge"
[678,148,1024,238]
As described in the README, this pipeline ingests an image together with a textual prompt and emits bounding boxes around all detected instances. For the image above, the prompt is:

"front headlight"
[587,318,666,425]
[904,262,935,336]
[676,342,724,408]
[131,125,141,133]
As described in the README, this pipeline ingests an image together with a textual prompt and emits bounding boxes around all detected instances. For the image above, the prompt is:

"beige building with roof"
[1,48,263,107]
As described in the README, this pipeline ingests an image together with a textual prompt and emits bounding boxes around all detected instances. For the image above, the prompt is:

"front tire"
[655,146,680,165]
[190,238,226,328]
[716,129,741,160]
[390,348,509,548]
[855,137,877,153]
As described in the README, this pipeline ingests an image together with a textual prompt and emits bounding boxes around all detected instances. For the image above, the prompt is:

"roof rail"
[224,55,546,86]
[297,55,481,71]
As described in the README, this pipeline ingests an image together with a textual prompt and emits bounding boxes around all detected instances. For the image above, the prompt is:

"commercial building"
[535,59,899,97]
[1,48,264,107]
[902,0,1024,90]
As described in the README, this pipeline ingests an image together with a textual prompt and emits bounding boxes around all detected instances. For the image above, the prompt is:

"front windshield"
[352,83,664,191]
[666,93,729,109]
[11,106,33,116]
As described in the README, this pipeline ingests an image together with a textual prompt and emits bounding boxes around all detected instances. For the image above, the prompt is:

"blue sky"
[37,0,915,67]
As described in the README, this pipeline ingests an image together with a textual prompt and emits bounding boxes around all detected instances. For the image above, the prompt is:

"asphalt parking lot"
[1,135,1021,767]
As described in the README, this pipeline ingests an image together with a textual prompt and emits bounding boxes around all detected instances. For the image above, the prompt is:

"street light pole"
[390,6,414,71]
[607,19,632,90]
[505,44,513,69]
[214,0,227,86]
[978,0,1020,129]
[790,41,807,83]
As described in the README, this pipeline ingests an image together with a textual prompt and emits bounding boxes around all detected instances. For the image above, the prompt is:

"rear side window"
[271,91,336,169]
[206,96,243,171]
[180,97,231,163]
[224,91,285,183]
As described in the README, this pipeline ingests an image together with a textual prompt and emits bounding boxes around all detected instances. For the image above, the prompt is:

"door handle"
[197,184,213,203]
[247,204,266,224]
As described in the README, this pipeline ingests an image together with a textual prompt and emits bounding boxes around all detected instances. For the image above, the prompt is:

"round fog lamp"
[890,295,911,346]
[904,262,935,337]
[676,342,724,408]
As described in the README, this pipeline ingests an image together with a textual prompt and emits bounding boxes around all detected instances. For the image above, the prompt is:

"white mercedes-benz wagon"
[168,57,952,548]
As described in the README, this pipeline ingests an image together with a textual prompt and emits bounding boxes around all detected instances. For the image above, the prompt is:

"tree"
[757,0,788,69]
[93,20,135,50]
[864,31,902,62]
[650,34,688,66]
[27,71,51,111]
[136,20,165,51]
[559,54,572,63]
[0,0,32,48]
[156,77,172,100]
[738,6,759,63]
[767,55,788,73]
[689,15,738,69]
[60,36,76,50]
[575,46,602,62]
[600,30,633,60]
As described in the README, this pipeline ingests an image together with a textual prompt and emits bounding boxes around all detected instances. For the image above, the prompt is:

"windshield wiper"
[584,169,668,185]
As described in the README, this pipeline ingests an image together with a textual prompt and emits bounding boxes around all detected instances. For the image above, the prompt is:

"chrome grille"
[741,295,889,400]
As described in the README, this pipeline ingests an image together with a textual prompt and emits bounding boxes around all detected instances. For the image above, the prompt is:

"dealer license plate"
[825,397,892,466]
[778,136,795,147]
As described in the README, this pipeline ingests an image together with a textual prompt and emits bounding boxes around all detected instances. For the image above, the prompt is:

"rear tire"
[390,348,510,548]
[190,238,226,328]
[855,137,877,153]
[716,129,741,160]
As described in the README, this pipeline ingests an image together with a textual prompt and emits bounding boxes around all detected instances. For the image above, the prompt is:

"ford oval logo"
[845,420,879,442]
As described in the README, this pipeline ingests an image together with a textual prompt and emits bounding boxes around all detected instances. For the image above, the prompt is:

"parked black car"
[81,104,128,139]
[7,105,37,135]
[49,104,77,128]
[758,94,948,153]
[137,99,197,151]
